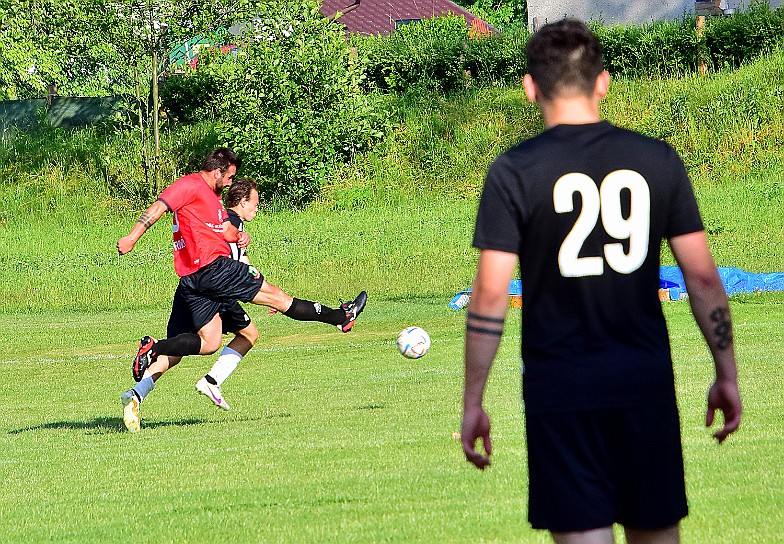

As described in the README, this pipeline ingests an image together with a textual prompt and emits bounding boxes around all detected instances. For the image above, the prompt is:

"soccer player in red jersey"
[116,149,366,431]
[461,20,741,544]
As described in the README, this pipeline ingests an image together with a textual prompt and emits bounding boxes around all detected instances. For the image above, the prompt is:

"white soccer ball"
[396,326,431,359]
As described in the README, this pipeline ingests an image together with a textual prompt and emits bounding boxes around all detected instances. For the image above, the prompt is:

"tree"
[183,0,387,204]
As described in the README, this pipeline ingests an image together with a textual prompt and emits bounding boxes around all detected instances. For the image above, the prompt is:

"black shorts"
[525,402,688,533]
[167,284,252,337]
[169,257,263,334]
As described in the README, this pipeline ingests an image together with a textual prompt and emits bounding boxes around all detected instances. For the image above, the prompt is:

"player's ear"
[595,70,610,100]
[523,74,538,104]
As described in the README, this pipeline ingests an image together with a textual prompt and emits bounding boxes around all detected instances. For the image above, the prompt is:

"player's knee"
[199,336,222,354]
[243,325,259,346]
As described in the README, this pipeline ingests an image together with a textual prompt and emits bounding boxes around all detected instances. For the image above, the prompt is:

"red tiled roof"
[319,0,493,36]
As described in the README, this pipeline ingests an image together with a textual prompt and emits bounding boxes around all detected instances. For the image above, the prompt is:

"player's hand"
[116,236,135,255]
[706,378,742,444]
[461,404,492,469]
[237,231,250,248]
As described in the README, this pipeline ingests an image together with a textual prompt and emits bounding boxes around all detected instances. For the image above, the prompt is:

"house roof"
[319,0,493,37]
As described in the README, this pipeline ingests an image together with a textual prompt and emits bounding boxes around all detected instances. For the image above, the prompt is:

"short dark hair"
[224,178,258,208]
[202,147,241,173]
[525,19,603,101]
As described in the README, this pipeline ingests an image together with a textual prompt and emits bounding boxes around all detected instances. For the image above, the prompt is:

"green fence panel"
[0,97,124,133]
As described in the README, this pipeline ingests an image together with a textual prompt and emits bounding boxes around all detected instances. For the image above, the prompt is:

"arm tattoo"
[710,307,733,350]
[467,311,505,324]
[466,324,503,337]
[466,312,504,337]
[136,211,155,229]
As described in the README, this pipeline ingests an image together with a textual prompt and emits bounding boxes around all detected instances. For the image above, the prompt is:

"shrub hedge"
[157,2,784,203]
[353,2,784,93]
[160,0,386,206]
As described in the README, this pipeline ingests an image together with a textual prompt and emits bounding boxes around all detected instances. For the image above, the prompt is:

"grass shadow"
[8,413,280,435]
[7,416,209,435]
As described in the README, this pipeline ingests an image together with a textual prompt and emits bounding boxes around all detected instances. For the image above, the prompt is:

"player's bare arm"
[669,231,742,443]
[117,200,168,255]
[462,249,517,469]
[223,221,250,248]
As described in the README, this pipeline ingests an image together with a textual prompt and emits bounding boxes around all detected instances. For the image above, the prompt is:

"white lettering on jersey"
[173,238,186,251]
[554,170,651,277]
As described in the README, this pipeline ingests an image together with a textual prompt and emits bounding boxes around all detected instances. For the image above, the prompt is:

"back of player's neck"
[540,99,602,128]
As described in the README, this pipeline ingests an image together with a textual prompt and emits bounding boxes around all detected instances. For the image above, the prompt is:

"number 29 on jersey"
[554,170,651,278]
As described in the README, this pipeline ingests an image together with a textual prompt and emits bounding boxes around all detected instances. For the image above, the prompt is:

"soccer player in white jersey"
[461,19,741,544]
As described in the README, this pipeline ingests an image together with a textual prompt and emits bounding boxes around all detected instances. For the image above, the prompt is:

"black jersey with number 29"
[473,121,704,414]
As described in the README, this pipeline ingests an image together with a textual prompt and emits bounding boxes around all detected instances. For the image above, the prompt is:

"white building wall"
[528,0,694,28]
[722,0,783,11]
[528,0,782,29]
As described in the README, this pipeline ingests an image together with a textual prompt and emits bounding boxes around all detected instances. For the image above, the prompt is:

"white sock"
[134,376,155,401]
[208,346,242,386]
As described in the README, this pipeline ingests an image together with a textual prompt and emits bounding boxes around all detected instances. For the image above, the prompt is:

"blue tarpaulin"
[449,266,784,310]
[659,265,784,297]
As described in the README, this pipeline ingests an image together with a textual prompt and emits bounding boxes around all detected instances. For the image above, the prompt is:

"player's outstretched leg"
[195,376,231,411]
[121,390,141,432]
[338,291,368,332]
[271,287,368,332]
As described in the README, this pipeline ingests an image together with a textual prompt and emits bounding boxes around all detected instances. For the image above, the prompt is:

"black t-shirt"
[473,121,704,413]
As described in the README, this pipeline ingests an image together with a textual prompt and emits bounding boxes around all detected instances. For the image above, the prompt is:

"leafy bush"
[454,0,528,32]
[213,0,386,205]
[594,19,699,78]
[463,26,529,84]
[357,16,470,94]
[159,54,227,123]
[704,1,784,69]
[356,3,784,95]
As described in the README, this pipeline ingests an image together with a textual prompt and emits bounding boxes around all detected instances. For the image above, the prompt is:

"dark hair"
[525,19,603,101]
[224,178,258,208]
[202,147,241,173]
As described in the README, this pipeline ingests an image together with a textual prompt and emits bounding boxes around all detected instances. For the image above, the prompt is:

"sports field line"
[2,317,770,367]
[0,335,487,366]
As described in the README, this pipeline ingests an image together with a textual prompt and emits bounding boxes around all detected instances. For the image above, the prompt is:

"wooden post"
[696,16,707,75]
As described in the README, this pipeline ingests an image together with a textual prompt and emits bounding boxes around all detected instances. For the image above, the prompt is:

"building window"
[394,19,421,30]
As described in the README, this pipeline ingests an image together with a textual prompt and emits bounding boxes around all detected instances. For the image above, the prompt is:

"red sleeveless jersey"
[158,173,230,277]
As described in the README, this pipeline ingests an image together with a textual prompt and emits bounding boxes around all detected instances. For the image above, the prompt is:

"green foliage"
[463,26,529,84]
[159,52,228,123]
[356,15,528,91]
[594,3,784,78]
[357,16,470,94]
[0,0,81,99]
[210,0,386,205]
[356,4,784,96]
[593,18,700,78]
[704,1,784,69]
[454,0,528,32]
[0,49,782,313]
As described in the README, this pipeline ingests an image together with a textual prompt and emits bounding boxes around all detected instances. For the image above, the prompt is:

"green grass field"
[1,297,782,543]
[2,43,783,544]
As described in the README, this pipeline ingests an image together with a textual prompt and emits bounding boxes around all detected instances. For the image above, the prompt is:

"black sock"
[283,298,345,326]
[154,333,202,356]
